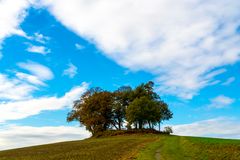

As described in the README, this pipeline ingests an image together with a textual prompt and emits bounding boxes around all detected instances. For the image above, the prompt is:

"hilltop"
[0,133,239,160]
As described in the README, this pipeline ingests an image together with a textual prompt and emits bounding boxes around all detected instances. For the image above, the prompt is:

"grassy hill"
[0,134,239,160]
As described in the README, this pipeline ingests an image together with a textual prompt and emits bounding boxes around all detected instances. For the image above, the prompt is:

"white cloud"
[209,95,235,109]
[171,117,240,139]
[0,125,90,150]
[26,45,50,55]
[222,77,235,86]
[0,61,54,100]
[75,43,84,50]
[0,73,37,101]
[0,0,30,42]
[0,0,31,59]
[30,32,50,44]
[0,82,88,123]
[15,72,46,86]
[41,0,240,99]
[63,63,78,78]
[18,61,54,81]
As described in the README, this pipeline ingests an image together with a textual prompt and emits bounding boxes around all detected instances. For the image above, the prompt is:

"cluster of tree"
[67,81,173,135]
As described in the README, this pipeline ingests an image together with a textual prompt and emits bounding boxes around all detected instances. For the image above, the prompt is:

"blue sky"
[0,0,240,150]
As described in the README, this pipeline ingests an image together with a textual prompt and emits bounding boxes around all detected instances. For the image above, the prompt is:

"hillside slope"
[137,135,240,160]
[0,134,239,160]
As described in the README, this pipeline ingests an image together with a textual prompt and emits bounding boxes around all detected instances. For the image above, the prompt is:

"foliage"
[67,81,173,134]
[132,81,159,100]
[67,88,114,135]
[126,96,161,129]
[157,101,173,131]
[126,81,173,130]
[163,126,173,134]
[112,86,132,130]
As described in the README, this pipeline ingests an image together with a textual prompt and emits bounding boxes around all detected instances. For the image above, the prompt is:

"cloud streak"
[26,45,50,55]
[63,63,78,78]
[18,61,54,81]
[209,95,235,109]
[29,32,50,44]
[0,82,88,123]
[222,77,235,86]
[0,74,37,101]
[0,61,54,101]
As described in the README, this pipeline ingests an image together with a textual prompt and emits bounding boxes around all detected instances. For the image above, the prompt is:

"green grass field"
[0,134,239,160]
[137,135,240,160]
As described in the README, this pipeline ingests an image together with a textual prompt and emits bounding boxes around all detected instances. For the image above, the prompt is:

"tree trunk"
[148,121,151,129]
[134,122,137,129]
[118,118,122,130]
[139,121,142,129]
[112,122,118,130]
[158,121,161,131]
[118,122,121,130]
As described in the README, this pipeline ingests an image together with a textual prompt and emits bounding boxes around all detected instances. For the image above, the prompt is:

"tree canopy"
[67,81,173,135]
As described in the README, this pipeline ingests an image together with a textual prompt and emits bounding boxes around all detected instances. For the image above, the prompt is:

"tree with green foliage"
[126,96,161,129]
[157,101,173,131]
[112,86,132,130]
[132,81,159,100]
[67,81,173,134]
[67,88,114,135]
[164,126,173,134]
[126,81,173,130]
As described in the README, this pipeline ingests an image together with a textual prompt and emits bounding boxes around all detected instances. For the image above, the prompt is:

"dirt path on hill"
[155,148,161,160]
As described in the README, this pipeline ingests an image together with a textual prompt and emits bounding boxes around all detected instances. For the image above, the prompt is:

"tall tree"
[126,81,173,130]
[157,101,173,131]
[112,86,132,130]
[126,96,160,129]
[67,88,114,135]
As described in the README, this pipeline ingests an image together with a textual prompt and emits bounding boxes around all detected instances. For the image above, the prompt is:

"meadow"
[0,134,239,160]
[137,135,240,160]
[0,134,156,160]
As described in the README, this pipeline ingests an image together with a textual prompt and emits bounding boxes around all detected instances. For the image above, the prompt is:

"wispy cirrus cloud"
[63,63,78,78]
[40,0,240,99]
[0,82,88,123]
[15,72,46,86]
[0,60,87,137]
[75,43,84,50]
[208,95,235,109]
[0,73,37,101]
[26,45,50,55]
[0,61,54,101]
[222,77,235,86]
[24,32,50,54]
[29,32,50,44]
[18,61,54,81]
